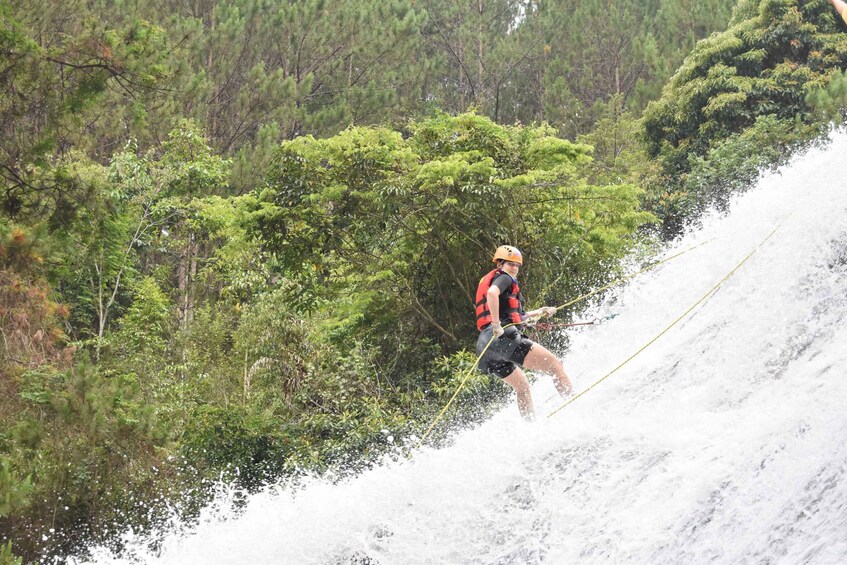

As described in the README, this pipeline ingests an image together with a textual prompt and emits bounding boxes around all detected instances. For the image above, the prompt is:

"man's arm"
[525,306,558,320]
[487,284,502,331]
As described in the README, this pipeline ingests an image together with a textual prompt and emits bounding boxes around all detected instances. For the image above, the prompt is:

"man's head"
[493,245,522,277]
[492,245,522,265]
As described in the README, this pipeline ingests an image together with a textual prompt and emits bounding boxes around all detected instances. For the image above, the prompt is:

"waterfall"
[82,132,847,565]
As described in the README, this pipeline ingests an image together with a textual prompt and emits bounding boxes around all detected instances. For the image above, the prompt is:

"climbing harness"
[413,238,713,449]
[547,224,781,418]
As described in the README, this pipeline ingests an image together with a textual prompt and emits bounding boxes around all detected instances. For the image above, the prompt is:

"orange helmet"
[492,245,523,265]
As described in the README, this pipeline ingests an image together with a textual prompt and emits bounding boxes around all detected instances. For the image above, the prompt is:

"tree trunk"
[243,350,250,402]
[178,232,197,330]
[477,0,484,105]
[187,233,197,325]
[458,38,464,107]
[615,64,620,97]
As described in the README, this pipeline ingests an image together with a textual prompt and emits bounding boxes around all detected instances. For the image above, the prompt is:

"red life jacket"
[475,268,522,330]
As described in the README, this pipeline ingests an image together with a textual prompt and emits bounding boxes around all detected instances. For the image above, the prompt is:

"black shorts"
[476,325,535,378]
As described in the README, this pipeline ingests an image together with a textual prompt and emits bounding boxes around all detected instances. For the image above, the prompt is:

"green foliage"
[1,362,169,560]
[165,305,238,412]
[0,541,23,565]
[2,0,733,206]
[159,120,231,198]
[0,460,32,517]
[189,194,272,302]
[234,286,311,408]
[49,152,137,348]
[0,4,171,220]
[48,364,158,443]
[515,0,736,138]
[105,276,174,399]
[259,113,653,365]
[641,0,846,234]
[180,405,286,490]
[113,276,171,354]
[577,97,650,186]
[807,68,847,122]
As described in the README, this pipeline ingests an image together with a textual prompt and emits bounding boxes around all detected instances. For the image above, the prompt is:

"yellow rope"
[413,238,713,449]
[547,224,780,419]
[413,327,505,450]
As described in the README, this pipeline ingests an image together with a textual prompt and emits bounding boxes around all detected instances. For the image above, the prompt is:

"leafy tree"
[1,362,168,561]
[575,95,648,184]
[257,112,653,379]
[43,148,155,358]
[513,0,736,138]
[145,0,427,177]
[91,121,232,334]
[641,0,847,234]
[0,2,170,221]
[418,0,543,121]
[107,276,173,395]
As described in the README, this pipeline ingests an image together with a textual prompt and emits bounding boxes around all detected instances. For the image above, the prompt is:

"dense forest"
[3,0,847,562]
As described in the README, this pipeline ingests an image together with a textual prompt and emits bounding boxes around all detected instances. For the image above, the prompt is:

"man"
[475,245,573,420]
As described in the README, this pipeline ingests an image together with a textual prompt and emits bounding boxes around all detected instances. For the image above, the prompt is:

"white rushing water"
[84,131,847,565]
